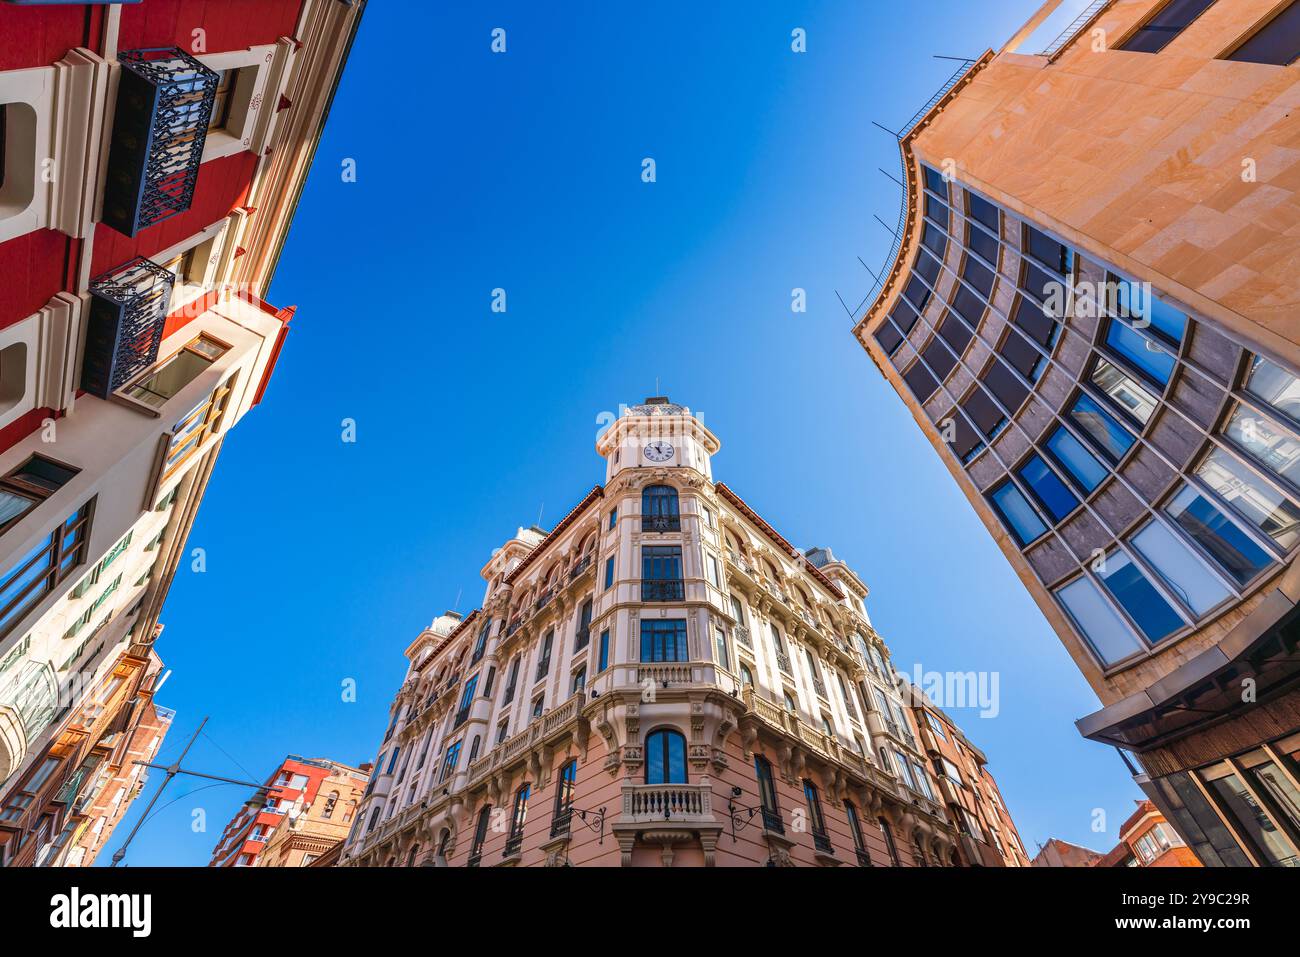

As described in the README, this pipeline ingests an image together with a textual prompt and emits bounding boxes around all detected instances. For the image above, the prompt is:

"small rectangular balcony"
[641,515,681,533]
[641,580,684,602]
[813,829,833,854]
[102,47,219,237]
[81,257,175,399]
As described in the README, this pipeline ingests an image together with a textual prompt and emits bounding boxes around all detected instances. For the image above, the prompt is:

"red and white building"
[0,0,364,867]
[208,755,368,868]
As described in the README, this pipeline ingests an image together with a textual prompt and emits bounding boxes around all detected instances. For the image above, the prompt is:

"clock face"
[643,441,674,463]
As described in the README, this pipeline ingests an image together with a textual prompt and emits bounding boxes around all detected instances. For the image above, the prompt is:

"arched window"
[468,735,481,765]
[406,844,420,867]
[642,485,680,532]
[783,691,797,713]
[644,728,687,784]
[322,790,339,819]
[740,663,754,687]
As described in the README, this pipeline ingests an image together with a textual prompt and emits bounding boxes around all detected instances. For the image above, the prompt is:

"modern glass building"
[854,0,1300,866]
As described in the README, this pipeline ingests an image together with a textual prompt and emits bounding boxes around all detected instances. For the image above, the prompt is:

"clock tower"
[596,396,721,484]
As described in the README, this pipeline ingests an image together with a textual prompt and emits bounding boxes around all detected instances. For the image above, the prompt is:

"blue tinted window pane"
[1166,486,1272,586]
[1068,394,1135,462]
[1115,279,1187,343]
[1045,427,1109,493]
[1017,454,1079,521]
[1056,577,1145,666]
[1098,551,1184,644]
[1106,319,1175,385]
[990,482,1047,546]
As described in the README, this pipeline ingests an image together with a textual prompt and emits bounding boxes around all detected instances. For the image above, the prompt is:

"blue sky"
[103,0,1138,867]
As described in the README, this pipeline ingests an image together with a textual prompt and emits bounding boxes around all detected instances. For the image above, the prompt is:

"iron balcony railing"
[734,624,752,649]
[761,807,784,835]
[1038,0,1114,59]
[813,830,833,855]
[641,580,685,602]
[859,57,978,316]
[774,651,792,675]
[569,556,592,579]
[82,257,175,398]
[102,47,219,237]
[642,515,681,533]
[550,808,573,838]
[856,848,873,867]
[503,830,523,858]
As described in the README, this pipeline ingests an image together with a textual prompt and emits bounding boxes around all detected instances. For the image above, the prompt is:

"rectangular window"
[570,666,586,696]
[1224,404,1300,491]
[552,759,577,835]
[1205,771,1298,866]
[1056,576,1145,666]
[963,386,1008,441]
[438,740,461,784]
[803,780,832,852]
[535,631,553,680]
[1067,392,1136,462]
[1129,520,1230,616]
[982,359,1029,418]
[1244,354,1300,429]
[968,192,1000,232]
[1196,446,1300,551]
[1000,328,1044,382]
[502,656,520,704]
[608,508,617,529]
[714,627,729,669]
[903,361,939,404]
[0,456,79,536]
[1090,358,1159,427]
[754,756,783,832]
[1227,1,1300,65]
[1025,224,1073,276]
[1112,278,1186,344]
[0,503,91,638]
[1011,294,1056,349]
[1119,0,1220,54]
[1017,454,1078,522]
[123,335,228,409]
[894,750,916,790]
[506,785,529,856]
[597,629,610,672]
[640,619,688,663]
[641,545,684,601]
[454,675,478,727]
[989,481,1047,547]
[163,374,235,481]
[1096,549,1184,644]
[1105,319,1175,386]
[1165,484,1272,586]
[604,556,614,590]
[1044,425,1108,493]
[706,554,721,589]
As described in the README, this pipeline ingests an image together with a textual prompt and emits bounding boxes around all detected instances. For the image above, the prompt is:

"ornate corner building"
[0,0,364,867]
[341,399,1029,868]
[853,0,1300,866]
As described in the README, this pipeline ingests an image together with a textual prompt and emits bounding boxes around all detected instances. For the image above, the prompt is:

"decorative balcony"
[733,624,752,649]
[535,590,553,612]
[774,650,792,675]
[102,48,220,236]
[811,676,828,700]
[81,257,175,399]
[641,580,684,602]
[569,556,592,580]
[621,782,713,824]
[641,515,681,533]
[813,829,833,854]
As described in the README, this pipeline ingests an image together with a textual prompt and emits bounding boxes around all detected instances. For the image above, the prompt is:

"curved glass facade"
[873,166,1300,671]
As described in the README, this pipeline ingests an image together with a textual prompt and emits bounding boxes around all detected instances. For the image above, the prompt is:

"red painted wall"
[0,230,75,331]
[91,151,257,276]
[0,407,55,458]
[117,0,303,53]
[0,6,95,71]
